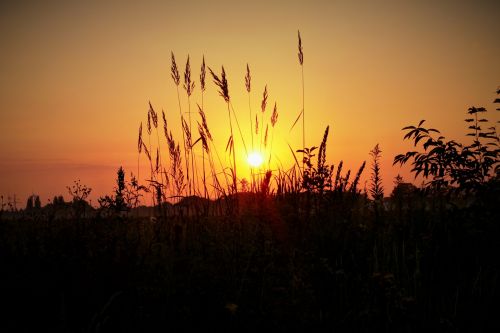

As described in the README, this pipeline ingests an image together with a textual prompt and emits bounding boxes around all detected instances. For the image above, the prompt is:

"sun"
[247,152,264,168]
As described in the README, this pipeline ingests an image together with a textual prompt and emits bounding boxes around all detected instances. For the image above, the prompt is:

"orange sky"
[1,0,499,207]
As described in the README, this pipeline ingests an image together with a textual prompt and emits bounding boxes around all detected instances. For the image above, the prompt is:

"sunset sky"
[1,0,499,206]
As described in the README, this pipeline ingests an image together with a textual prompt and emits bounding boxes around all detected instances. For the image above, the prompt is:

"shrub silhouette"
[66,179,92,218]
[98,167,146,213]
[394,90,499,192]
[298,126,334,193]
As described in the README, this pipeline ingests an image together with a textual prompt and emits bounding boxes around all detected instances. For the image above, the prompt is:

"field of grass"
[1,34,499,332]
[1,186,499,332]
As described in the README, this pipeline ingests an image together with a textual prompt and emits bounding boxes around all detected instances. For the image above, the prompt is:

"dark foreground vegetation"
[1,184,499,332]
[1,95,499,331]
[1,32,498,331]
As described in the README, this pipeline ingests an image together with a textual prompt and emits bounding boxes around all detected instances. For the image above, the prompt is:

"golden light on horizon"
[0,1,498,204]
[247,151,264,168]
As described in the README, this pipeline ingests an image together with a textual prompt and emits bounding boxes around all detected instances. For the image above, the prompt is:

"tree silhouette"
[25,194,41,211]
[34,195,41,209]
[26,195,33,211]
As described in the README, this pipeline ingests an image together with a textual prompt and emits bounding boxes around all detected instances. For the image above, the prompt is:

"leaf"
[393,154,405,165]
[404,129,417,140]
[415,169,422,178]
[290,109,303,132]
[225,135,233,153]
[415,134,427,145]
[468,107,478,114]
[288,142,302,176]
[423,138,435,150]
[428,146,444,156]
[418,120,426,127]
[191,137,202,148]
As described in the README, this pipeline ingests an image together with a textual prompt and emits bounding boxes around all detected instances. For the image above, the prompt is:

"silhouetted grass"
[1,184,499,331]
[1,34,498,333]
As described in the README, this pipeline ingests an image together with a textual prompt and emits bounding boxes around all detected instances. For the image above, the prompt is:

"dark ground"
[1,191,499,332]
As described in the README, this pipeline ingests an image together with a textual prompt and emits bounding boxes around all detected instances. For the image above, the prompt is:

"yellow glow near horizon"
[247,152,264,168]
[0,1,498,204]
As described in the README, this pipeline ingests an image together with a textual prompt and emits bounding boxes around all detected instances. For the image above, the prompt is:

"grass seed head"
[143,142,151,161]
[271,102,278,127]
[183,55,195,97]
[198,104,212,141]
[149,101,158,128]
[298,30,304,65]
[209,66,230,102]
[245,64,251,93]
[147,111,152,135]
[162,110,168,138]
[261,85,268,113]
[200,55,206,92]
[182,118,192,149]
[138,122,143,153]
[198,122,210,153]
[171,52,180,86]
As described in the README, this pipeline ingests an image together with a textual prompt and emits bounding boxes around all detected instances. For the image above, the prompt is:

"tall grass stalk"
[197,119,209,200]
[146,108,157,206]
[209,66,237,194]
[199,103,230,196]
[198,104,220,199]
[200,57,207,198]
[137,122,143,185]
[183,55,200,196]
[269,102,279,168]
[171,52,190,196]
[298,30,305,174]
[161,110,171,196]
[150,102,165,202]
[229,103,248,156]
[245,64,256,191]
[246,64,253,151]
[260,85,268,154]
[228,102,237,193]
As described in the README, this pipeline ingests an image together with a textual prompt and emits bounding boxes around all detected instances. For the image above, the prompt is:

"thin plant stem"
[227,102,237,193]
[229,102,248,156]
[301,64,305,174]
[154,125,164,201]
[176,85,190,196]
[249,95,253,150]
[201,89,207,200]
[187,96,199,196]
